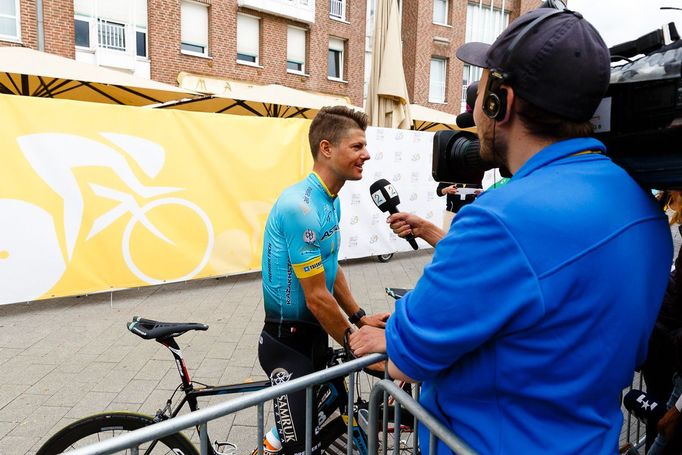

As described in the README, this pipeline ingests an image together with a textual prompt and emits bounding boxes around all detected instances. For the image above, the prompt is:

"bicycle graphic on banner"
[0,132,215,304]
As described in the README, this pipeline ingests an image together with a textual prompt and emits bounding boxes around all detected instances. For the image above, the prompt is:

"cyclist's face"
[329,128,370,182]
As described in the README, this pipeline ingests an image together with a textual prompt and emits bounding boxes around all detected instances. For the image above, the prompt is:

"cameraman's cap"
[456,8,610,121]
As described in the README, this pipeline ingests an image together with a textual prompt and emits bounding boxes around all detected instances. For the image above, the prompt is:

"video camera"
[432,22,682,189]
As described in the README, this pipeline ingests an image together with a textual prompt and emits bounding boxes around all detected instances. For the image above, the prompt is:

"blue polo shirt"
[262,172,341,324]
[387,138,672,454]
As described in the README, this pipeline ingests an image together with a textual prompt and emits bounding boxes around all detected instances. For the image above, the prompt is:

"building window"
[465,3,509,44]
[433,0,448,25]
[330,0,346,21]
[429,57,447,103]
[74,16,91,48]
[461,64,482,113]
[287,26,306,73]
[181,1,209,56]
[461,64,481,113]
[328,37,345,80]
[136,28,147,58]
[0,0,20,41]
[462,3,508,110]
[237,13,260,64]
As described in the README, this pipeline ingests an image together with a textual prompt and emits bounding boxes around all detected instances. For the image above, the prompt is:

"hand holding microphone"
[369,179,419,250]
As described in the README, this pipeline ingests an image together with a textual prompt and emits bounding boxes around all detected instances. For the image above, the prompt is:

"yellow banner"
[0,94,313,304]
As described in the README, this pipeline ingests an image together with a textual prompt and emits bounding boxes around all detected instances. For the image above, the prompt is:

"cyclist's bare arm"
[333,266,390,328]
[299,271,353,345]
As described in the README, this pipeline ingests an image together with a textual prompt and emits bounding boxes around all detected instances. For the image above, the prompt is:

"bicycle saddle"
[127,316,208,340]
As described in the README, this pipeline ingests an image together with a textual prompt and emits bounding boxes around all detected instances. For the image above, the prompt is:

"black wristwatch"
[348,308,366,325]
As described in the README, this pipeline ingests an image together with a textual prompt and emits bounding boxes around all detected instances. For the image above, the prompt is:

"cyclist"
[257,106,390,455]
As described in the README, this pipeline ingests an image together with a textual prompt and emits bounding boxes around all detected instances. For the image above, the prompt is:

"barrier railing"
[620,372,647,452]
[44,356,647,454]
[66,353,384,455]
[61,351,475,455]
[368,380,476,455]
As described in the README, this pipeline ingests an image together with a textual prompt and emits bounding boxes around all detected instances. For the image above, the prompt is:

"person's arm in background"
[437,182,458,198]
[658,380,682,439]
[333,266,390,328]
[388,212,445,247]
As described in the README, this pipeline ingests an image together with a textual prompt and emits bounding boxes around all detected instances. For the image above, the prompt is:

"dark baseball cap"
[456,8,610,121]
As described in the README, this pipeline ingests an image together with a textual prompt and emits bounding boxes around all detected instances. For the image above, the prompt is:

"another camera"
[594,23,682,190]
[432,23,682,189]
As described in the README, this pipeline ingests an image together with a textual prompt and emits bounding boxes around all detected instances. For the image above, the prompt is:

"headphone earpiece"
[478,8,570,121]
[483,71,507,121]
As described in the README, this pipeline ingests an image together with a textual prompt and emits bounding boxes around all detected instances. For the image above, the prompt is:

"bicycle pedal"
[214,440,238,455]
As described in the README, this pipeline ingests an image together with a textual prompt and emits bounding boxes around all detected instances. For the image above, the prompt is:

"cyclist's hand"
[358,312,390,329]
[658,406,681,439]
[349,326,386,357]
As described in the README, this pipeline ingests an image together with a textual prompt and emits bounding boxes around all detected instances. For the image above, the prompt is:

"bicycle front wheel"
[36,411,198,455]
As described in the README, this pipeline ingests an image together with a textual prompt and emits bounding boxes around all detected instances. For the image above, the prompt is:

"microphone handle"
[388,206,419,250]
[407,237,419,250]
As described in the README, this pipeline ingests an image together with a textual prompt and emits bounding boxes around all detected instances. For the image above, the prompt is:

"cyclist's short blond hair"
[308,106,368,159]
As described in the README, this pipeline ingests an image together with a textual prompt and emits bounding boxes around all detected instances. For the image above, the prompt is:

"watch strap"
[348,308,366,325]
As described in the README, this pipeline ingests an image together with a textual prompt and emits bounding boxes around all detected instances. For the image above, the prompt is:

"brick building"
[1,0,541,113]
[393,0,542,115]
[1,0,367,106]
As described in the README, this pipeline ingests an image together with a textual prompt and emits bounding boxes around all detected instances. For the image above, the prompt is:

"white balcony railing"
[330,0,345,20]
[98,19,126,51]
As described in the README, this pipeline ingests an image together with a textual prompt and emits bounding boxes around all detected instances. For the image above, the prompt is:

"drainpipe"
[36,0,45,51]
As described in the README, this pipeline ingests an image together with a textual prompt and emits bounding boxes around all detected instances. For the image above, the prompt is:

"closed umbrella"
[366,0,412,129]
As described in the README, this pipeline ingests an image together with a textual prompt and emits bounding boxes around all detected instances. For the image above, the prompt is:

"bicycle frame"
[155,335,374,455]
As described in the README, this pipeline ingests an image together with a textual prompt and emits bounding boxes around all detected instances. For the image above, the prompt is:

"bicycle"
[36,316,405,455]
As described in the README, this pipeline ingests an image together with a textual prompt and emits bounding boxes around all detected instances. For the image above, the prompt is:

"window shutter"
[182,1,209,48]
[429,58,446,103]
[237,14,259,58]
[287,27,306,64]
[329,37,344,52]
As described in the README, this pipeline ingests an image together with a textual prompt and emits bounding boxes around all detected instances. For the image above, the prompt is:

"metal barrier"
[62,352,475,455]
[368,380,476,455]
[66,353,384,455]
[620,372,647,452]
[45,353,645,455]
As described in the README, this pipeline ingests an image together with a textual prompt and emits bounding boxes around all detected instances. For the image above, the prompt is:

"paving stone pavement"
[0,250,434,455]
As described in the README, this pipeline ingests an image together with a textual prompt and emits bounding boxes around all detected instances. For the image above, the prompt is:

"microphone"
[369,179,418,250]
[623,389,666,424]
[456,112,475,128]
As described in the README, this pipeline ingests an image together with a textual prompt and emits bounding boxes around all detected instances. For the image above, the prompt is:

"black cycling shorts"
[259,321,339,455]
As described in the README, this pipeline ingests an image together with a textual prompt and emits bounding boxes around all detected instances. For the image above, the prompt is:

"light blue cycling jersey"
[262,172,341,324]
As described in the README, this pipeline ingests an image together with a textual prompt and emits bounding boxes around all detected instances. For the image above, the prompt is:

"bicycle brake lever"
[343,328,357,360]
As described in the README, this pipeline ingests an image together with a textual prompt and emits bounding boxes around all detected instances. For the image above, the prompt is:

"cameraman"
[350,7,672,454]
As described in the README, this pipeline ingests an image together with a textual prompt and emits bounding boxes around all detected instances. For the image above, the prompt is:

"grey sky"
[568,0,682,47]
